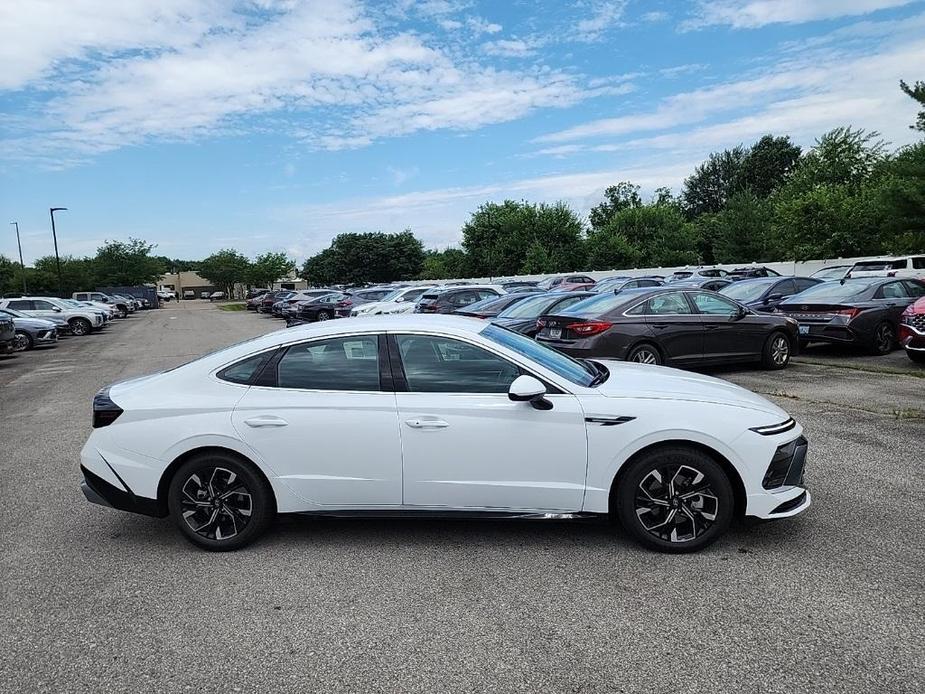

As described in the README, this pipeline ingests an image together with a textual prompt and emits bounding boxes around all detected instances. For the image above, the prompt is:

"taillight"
[833,308,860,319]
[92,386,123,428]
[566,320,612,337]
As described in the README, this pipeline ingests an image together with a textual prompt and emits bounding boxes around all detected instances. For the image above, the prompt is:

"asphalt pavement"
[1,301,923,693]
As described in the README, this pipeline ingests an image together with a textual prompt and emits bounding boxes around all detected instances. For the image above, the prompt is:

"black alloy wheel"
[870,321,895,355]
[615,447,733,553]
[627,343,662,366]
[168,453,274,551]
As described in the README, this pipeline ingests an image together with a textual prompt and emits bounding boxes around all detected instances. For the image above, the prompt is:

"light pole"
[49,207,67,296]
[10,222,27,294]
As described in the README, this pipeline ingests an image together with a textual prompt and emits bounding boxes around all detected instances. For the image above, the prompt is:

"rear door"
[391,333,587,511]
[230,334,403,507]
[641,292,704,363]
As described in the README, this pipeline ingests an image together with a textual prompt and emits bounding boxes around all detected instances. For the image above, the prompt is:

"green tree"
[248,252,294,289]
[93,238,165,286]
[900,79,925,132]
[873,141,925,253]
[737,135,802,198]
[461,200,585,277]
[588,182,643,231]
[420,248,468,280]
[681,146,749,218]
[197,249,252,297]
[586,204,698,270]
[28,255,95,296]
[706,193,779,264]
[300,231,425,285]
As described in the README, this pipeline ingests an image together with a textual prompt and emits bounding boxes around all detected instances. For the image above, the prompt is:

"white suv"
[847,256,925,280]
[0,297,105,336]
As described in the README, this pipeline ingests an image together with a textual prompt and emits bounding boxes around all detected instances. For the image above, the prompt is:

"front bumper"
[745,434,811,519]
[36,329,58,345]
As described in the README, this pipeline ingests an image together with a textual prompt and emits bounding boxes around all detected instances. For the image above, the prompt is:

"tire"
[907,349,925,364]
[869,321,895,355]
[316,311,331,322]
[167,452,275,551]
[761,331,791,370]
[13,330,32,352]
[69,317,91,336]
[117,306,128,319]
[614,446,734,553]
[626,342,662,365]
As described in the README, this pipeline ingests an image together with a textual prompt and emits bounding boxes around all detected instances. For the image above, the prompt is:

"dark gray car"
[0,307,59,351]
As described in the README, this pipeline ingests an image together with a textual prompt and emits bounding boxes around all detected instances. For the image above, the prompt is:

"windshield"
[482,324,596,387]
[789,280,877,301]
[813,266,849,279]
[720,280,772,302]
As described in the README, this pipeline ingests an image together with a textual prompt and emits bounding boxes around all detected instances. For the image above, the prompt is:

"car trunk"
[536,314,600,341]
[778,302,861,322]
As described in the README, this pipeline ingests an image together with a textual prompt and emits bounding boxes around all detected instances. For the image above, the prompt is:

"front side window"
[277,336,380,391]
[877,282,908,299]
[397,334,520,393]
[32,300,58,310]
[692,292,740,316]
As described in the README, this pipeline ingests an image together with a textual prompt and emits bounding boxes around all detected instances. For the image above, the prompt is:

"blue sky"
[1,0,924,264]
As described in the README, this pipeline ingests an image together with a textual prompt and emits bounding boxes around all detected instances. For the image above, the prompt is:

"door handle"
[405,418,450,429]
[244,416,288,428]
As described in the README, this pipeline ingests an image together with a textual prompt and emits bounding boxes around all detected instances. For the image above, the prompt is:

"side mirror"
[508,375,552,410]
[53,307,62,312]
[732,307,747,320]
[765,293,783,303]
[395,297,404,303]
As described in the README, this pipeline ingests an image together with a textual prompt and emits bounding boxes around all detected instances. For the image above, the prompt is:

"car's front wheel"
[13,330,32,352]
[614,446,734,553]
[762,331,791,369]
[69,317,91,336]
[167,453,275,551]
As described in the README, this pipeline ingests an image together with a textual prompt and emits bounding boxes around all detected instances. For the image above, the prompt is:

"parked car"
[293,293,351,322]
[846,256,925,280]
[499,280,540,290]
[0,313,14,355]
[0,297,105,336]
[351,286,436,316]
[79,315,810,553]
[73,291,131,318]
[536,275,596,291]
[720,277,822,313]
[259,291,294,313]
[811,265,852,281]
[536,287,799,370]
[209,292,225,301]
[334,288,394,318]
[899,297,925,363]
[492,291,595,336]
[200,291,210,299]
[778,278,925,354]
[281,290,341,319]
[667,268,728,283]
[246,292,268,310]
[452,293,536,319]
[246,288,270,300]
[592,276,664,293]
[415,286,505,313]
[728,266,782,280]
[671,277,733,292]
[0,308,58,351]
[156,290,175,302]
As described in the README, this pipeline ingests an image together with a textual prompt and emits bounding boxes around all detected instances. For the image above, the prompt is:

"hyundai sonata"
[80,316,810,552]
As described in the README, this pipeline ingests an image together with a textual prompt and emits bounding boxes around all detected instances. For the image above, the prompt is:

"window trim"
[386,332,564,396]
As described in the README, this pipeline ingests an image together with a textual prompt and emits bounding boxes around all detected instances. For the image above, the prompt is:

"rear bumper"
[80,464,165,518]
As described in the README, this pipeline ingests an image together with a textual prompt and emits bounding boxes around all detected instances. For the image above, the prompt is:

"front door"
[690,291,758,360]
[391,333,588,511]
[230,334,403,507]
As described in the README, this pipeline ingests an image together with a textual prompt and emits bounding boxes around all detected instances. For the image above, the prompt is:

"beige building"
[158,271,217,299]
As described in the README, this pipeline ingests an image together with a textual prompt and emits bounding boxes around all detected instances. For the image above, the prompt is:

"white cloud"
[573,1,629,40]
[641,11,669,23]
[483,38,539,57]
[686,0,916,29]
[467,16,502,35]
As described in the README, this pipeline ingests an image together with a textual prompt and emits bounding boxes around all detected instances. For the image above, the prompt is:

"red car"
[536,274,597,292]
[899,296,925,363]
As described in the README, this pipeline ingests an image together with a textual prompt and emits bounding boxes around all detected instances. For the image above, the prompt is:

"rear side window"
[903,281,925,297]
[277,336,380,391]
[6,300,32,310]
[876,282,908,299]
[217,352,272,385]
[773,280,797,296]
[912,257,925,270]
[647,293,692,315]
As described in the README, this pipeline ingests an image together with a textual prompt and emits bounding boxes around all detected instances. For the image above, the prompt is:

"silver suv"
[0,297,105,336]
[73,292,132,318]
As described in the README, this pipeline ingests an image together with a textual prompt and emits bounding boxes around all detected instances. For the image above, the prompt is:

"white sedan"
[80,316,810,552]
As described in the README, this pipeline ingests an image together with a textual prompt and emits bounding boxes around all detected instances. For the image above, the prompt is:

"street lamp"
[10,222,27,294]
[49,207,67,296]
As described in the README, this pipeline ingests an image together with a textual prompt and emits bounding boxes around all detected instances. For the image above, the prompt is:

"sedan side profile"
[720,276,822,313]
[79,316,810,553]
[536,287,799,369]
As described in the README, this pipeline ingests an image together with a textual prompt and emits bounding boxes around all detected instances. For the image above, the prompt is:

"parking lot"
[1,301,923,693]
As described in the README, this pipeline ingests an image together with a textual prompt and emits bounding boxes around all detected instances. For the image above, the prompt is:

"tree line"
[3,81,923,292]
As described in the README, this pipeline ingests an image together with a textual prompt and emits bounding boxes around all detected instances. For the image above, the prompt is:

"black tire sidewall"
[615,447,734,553]
[168,454,275,551]
[627,343,662,365]
[70,318,90,336]
[762,331,791,370]
[871,321,894,355]
[14,330,32,351]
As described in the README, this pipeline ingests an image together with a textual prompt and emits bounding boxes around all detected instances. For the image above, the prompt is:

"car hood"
[13,316,57,329]
[591,360,788,418]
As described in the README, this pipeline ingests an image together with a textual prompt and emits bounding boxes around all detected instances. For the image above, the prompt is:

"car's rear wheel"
[167,453,275,551]
[627,343,662,366]
[69,317,91,336]
[870,321,895,355]
[762,331,791,370]
[614,446,734,553]
[316,311,331,321]
[13,330,32,352]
